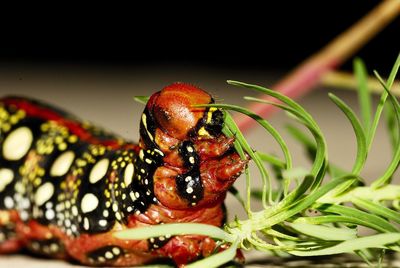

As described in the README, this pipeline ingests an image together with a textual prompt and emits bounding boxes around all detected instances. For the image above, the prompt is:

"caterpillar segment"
[0,83,247,267]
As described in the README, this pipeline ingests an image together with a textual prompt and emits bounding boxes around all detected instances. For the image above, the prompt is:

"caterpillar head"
[138,83,247,209]
[141,82,222,144]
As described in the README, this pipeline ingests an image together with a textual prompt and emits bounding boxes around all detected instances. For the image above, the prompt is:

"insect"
[0,83,247,267]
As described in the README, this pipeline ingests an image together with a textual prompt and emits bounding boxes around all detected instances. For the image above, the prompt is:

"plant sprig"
[117,53,400,267]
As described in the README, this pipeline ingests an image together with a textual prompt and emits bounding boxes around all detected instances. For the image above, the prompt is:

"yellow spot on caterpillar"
[198,126,210,136]
[9,115,19,124]
[206,107,217,124]
[33,178,41,186]
[142,113,154,141]
[68,135,78,143]
[58,142,67,151]
[55,136,63,144]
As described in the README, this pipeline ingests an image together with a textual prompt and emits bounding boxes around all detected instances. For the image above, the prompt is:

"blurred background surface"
[0,1,399,267]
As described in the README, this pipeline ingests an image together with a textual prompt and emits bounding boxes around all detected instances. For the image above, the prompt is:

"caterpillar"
[0,83,247,267]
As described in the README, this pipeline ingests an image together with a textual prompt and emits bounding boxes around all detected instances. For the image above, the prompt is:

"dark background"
[1,1,399,73]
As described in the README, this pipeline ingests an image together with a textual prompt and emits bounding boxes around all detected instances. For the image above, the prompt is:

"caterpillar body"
[0,83,247,267]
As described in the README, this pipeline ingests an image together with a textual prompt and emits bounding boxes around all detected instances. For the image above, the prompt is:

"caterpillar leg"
[66,229,154,266]
[0,210,23,253]
[15,220,66,258]
[156,235,216,267]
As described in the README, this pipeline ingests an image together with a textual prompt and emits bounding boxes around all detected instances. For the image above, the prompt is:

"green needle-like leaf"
[134,96,150,105]
[367,53,400,151]
[354,58,372,130]
[248,175,352,230]
[289,233,400,256]
[242,96,327,187]
[115,223,234,242]
[328,93,367,175]
[290,221,357,241]
[352,197,400,224]
[315,203,398,233]
[256,151,286,169]
[372,72,400,188]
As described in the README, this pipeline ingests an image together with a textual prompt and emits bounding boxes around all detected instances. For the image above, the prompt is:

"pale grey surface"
[0,63,397,267]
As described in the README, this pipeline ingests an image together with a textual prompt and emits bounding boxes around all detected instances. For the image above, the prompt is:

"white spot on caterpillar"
[50,243,59,252]
[21,198,30,209]
[185,176,192,182]
[154,149,164,156]
[124,163,134,187]
[3,127,33,161]
[81,193,99,213]
[115,212,122,220]
[105,251,113,259]
[0,168,14,192]
[50,151,75,177]
[89,158,109,184]
[103,210,109,217]
[14,182,25,194]
[189,156,195,164]
[20,211,28,221]
[130,191,137,202]
[145,158,152,164]
[65,219,71,227]
[186,187,193,194]
[45,209,55,220]
[99,219,107,227]
[112,247,121,255]
[4,196,14,209]
[187,146,194,152]
[35,182,54,207]
[83,217,90,230]
[139,150,144,160]
[72,206,78,216]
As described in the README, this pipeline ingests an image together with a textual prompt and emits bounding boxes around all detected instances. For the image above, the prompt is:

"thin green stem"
[114,223,234,243]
